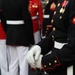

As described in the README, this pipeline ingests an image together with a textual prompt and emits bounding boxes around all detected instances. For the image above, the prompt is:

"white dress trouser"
[34,31,41,44]
[0,40,8,75]
[7,46,29,75]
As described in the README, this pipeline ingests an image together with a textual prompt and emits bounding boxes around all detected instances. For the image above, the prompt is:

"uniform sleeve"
[38,0,43,29]
[37,34,54,55]
[40,0,75,74]
[22,0,34,45]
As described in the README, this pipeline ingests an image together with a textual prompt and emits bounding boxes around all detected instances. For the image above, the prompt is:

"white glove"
[26,45,41,66]
[30,55,43,69]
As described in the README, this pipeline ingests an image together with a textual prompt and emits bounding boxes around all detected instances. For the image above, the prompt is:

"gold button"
[51,19,54,23]
[54,60,57,63]
[54,11,56,15]
[60,16,62,19]
[49,63,51,66]
[52,35,54,39]
[44,65,46,67]
[57,3,60,7]
[53,27,56,31]
[29,6,31,8]
[46,0,49,4]
[32,5,35,7]
[30,3,32,5]
[47,28,49,30]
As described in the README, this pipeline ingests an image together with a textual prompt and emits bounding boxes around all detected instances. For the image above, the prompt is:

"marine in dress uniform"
[42,0,57,38]
[0,11,8,75]
[26,0,75,75]
[0,0,34,75]
[29,0,43,44]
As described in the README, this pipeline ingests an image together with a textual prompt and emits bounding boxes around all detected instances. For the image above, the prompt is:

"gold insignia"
[60,16,62,19]
[49,63,51,66]
[60,8,63,13]
[50,2,56,10]
[60,8,65,14]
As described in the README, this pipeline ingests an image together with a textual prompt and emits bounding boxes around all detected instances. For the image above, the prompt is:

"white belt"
[6,20,24,25]
[43,15,50,18]
[54,41,67,49]
[32,16,37,20]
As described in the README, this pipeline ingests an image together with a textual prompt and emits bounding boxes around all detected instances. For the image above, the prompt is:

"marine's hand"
[30,55,43,69]
[26,45,41,66]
